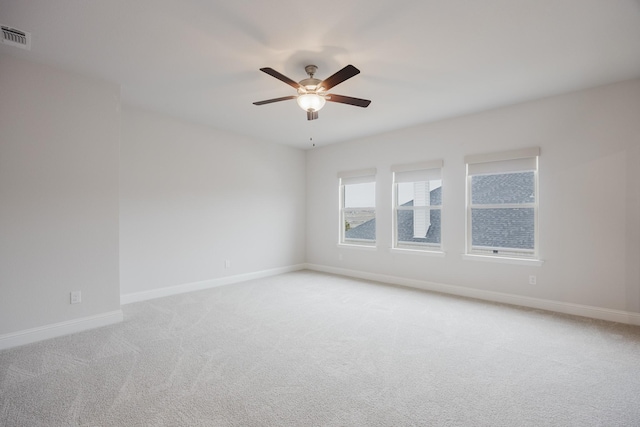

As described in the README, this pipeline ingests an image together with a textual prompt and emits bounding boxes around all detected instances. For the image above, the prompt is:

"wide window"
[339,169,376,245]
[465,148,539,259]
[392,160,443,251]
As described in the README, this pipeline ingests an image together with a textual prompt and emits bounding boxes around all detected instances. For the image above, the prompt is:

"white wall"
[1,50,637,345]
[119,106,306,296]
[307,79,640,314]
[0,54,121,335]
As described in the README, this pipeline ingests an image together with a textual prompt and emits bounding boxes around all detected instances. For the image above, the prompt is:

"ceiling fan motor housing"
[300,65,323,93]
[298,78,322,93]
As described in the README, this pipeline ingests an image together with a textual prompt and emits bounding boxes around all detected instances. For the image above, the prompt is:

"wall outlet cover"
[70,291,82,304]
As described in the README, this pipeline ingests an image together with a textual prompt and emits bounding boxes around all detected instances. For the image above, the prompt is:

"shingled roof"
[471,172,534,250]
[345,187,442,244]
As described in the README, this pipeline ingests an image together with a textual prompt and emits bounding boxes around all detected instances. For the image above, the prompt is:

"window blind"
[338,168,377,185]
[392,160,443,183]
[465,148,539,175]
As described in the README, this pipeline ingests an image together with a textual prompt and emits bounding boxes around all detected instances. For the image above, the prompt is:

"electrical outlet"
[70,291,82,304]
[529,275,537,285]
[225,260,231,269]
[338,254,343,261]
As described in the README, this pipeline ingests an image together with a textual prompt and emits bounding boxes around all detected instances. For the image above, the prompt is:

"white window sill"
[390,248,445,257]
[462,254,544,266]
[337,243,377,251]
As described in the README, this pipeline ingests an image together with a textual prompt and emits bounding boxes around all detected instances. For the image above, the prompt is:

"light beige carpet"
[1,270,640,426]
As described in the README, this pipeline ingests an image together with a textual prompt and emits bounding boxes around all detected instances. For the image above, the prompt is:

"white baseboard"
[0,310,124,351]
[120,264,307,305]
[305,263,640,326]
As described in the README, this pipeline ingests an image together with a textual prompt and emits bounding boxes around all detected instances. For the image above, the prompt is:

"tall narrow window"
[392,160,443,251]
[465,148,540,259]
[339,169,376,246]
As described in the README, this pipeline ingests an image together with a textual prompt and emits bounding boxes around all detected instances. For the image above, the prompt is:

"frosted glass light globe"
[296,93,326,112]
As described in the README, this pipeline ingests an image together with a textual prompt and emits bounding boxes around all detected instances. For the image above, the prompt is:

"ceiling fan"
[253,64,371,120]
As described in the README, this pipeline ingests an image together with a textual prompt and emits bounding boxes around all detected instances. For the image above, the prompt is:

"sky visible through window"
[344,180,443,208]
[344,182,375,207]
[397,180,442,205]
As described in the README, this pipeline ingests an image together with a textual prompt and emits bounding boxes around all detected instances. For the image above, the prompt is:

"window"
[338,169,376,246]
[392,160,443,251]
[465,148,540,259]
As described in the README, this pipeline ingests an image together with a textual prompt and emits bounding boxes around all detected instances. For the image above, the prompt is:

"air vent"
[1,25,31,50]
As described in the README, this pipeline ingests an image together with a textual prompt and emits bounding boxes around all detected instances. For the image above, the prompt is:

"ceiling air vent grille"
[1,25,31,50]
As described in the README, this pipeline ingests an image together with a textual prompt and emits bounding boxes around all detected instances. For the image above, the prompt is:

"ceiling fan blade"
[253,95,297,106]
[259,68,302,90]
[326,94,371,108]
[318,65,360,91]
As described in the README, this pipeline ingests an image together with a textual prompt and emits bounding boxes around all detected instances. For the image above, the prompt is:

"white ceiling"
[2,0,640,149]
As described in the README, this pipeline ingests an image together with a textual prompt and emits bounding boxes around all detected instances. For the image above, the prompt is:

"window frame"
[391,160,444,253]
[464,148,540,260]
[338,168,377,247]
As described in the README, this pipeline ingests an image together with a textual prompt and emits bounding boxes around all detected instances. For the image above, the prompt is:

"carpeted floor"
[1,270,640,426]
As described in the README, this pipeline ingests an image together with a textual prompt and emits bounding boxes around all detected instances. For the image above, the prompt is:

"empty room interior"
[1,1,640,425]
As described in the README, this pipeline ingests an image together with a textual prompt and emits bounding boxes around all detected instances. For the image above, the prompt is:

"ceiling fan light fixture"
[296,93,326,112]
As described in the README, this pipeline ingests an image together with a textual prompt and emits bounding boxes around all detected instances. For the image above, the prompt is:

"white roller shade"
[465,148,539,175]
[338,168,376,185]
[392,160,443,183]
